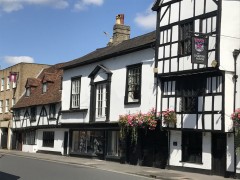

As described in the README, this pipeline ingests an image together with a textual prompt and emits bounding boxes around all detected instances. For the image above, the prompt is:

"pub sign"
[191,36,208,64]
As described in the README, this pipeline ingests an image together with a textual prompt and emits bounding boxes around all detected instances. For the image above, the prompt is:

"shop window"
[107,131,119,156]
[71,131,104,155]
[125,64,142,104]
[42,131,54,147]
[182,131,202,163]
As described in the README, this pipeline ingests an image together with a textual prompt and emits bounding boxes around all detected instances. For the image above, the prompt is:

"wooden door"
[212,133,226,176]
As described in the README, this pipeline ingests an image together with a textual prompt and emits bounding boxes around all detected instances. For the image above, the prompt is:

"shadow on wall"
[0,171,20,180]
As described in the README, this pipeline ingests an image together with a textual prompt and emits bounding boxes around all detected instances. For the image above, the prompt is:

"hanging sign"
[191,36,208,64]
[9,72,18,82]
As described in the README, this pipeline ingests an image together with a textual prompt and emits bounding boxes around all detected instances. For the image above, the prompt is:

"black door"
[1,128,8,149]
[63,131,68,155]
[212,133,226,176]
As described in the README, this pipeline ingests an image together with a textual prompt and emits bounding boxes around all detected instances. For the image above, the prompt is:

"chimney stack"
[108,14,130,46]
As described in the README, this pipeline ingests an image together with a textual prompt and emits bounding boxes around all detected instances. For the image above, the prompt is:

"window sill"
[61,109,88,113]
[124,101,140,105]
[179,161,203,165]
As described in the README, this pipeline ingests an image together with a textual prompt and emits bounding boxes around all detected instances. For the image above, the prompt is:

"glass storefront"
[71,130,120,157]
[107,131,119,156]
[71,131,104,155]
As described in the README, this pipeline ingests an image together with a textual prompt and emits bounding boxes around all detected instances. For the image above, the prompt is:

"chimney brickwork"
[108,14,130,46]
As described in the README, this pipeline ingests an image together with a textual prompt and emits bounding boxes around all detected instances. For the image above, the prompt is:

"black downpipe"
[233,49,240,177]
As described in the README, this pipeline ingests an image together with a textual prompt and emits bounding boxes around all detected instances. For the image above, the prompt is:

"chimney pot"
[116,14,124,25]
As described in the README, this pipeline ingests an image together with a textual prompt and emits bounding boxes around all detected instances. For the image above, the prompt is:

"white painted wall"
[169,131,212,170]
[36,129,66,155]
[225,72,234,132]
[61,48,156,123]
[219,0,240,72]
[13,103,61,129]
[22,144,37,153]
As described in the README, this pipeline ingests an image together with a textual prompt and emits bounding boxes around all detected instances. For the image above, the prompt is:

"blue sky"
[0,0,156,69]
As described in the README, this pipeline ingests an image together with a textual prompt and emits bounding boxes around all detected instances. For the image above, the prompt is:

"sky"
[0,0,157,69]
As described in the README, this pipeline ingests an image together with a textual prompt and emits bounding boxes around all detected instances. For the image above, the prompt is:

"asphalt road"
[0,154,152,180]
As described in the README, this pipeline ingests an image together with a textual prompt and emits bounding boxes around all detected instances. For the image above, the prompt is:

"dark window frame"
[42,131,54,148]
[182,131,202,164]
[179,21,194,56]
[49,104,56,119]
[23,131,36,145]
[30,106,36,122]
[14,109,21,121]
[70,76,81,110]
[124,63,142,105]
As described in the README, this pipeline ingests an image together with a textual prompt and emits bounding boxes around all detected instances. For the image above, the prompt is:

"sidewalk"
[0,149,228,180]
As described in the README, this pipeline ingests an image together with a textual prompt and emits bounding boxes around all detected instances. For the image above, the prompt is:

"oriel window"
[49,104,56,119]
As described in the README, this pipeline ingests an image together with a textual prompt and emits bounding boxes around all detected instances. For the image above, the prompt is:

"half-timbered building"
[152,0,240,177]
[60,14,162,163]
[12,63,67,155]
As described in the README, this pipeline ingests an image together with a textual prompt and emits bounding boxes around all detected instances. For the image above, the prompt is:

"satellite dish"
[211,60,218,67]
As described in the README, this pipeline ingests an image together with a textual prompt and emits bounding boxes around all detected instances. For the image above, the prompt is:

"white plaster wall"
[219,1,240,72]
[61,48,155,123]
[225,72,234,132]
[36,129,66,155]
[22,145,37,153]
[227,134,234,172]
[169,131,212,170]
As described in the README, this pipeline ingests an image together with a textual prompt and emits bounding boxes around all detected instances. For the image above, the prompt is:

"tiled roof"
[62,31,156,69]
[25,78,40,88]
[13,63,64,109]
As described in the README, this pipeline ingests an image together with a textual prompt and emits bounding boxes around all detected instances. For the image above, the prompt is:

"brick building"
[0,62,50,149]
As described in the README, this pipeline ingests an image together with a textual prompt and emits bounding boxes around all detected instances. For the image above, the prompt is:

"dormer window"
[26,87,30,97]
[42,83,47,93]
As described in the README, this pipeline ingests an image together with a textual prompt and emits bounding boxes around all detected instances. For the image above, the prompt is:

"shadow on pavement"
[0,171,20,180]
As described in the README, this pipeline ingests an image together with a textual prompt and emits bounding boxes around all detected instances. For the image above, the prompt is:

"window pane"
[126,65,141,103]
[71,78,81,108]
[96,83,107,119]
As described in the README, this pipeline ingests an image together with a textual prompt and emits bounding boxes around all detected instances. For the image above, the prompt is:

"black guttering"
[62,32,155,70]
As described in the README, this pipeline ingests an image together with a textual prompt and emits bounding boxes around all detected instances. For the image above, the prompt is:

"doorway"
[212,133,226,176]
[63,131,68,155]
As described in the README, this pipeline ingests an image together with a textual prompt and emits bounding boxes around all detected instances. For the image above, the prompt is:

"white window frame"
[7,76,10,90]
[42,83,47,93]
[71,78,81,109]
[5,99,9,113]
[12,98,16,106]
[96,83,107,120]
[26,87,30,97]
[1,78,4,91]
[0,100,3,113]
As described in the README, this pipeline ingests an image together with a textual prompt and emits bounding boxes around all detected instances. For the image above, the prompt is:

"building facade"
[60,15,162,162]
[152,0,240,177]
[0,63,50,149]
[12,64,66,154]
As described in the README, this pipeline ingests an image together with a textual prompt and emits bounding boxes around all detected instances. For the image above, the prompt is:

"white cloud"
[74,0,104,11]
[3,56,35,65]
[134,4,156,30]
[0,0,69,13]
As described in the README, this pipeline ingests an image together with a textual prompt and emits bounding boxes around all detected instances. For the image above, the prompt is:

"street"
[0,154,151,180]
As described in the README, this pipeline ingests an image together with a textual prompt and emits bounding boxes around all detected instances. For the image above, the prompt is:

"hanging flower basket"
[231,108,240,127]
[162,109,177,127]
[118,108,159,144]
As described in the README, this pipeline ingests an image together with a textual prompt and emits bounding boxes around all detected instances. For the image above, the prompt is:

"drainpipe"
[233,49,240,177]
